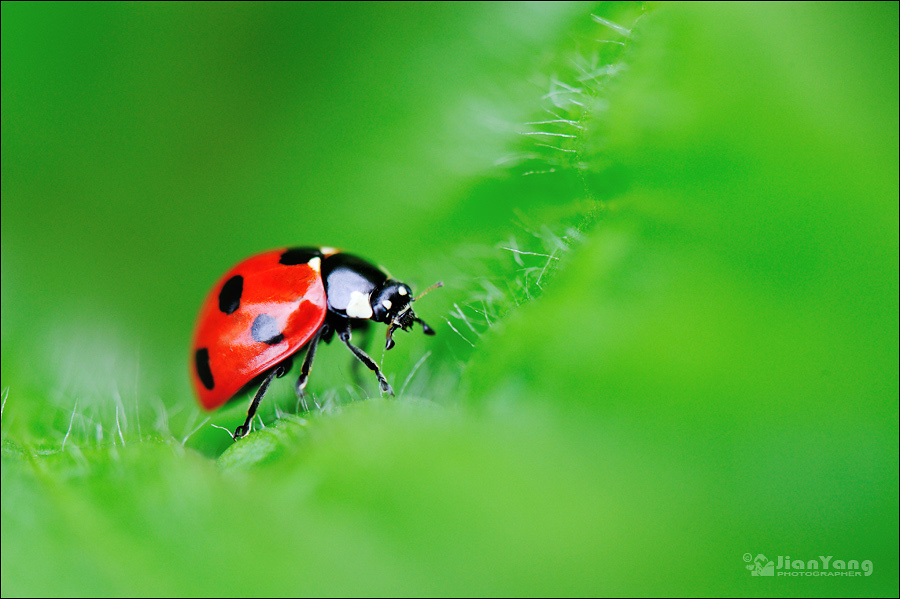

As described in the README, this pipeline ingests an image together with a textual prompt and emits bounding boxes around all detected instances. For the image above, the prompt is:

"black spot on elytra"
[194,348,215,390]
[279,247,320,266]
[251,314,284,345]
[218,275,243,314]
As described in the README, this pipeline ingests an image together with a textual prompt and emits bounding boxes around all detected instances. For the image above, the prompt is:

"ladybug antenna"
[414,280,443,302]
[410,281,441,338]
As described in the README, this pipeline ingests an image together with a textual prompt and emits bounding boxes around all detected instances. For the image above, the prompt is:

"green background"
[2,2,897,596]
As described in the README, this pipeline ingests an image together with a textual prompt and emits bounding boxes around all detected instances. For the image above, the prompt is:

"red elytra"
[190,248,329,410]
[191,246,440,440]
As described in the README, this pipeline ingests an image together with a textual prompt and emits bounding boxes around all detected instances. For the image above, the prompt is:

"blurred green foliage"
[2,2,897,596]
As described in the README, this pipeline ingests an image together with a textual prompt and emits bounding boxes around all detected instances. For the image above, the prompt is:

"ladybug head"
[373,280,442,350]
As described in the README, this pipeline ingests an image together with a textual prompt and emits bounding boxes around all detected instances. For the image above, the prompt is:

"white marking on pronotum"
[382,299,392,310]
[346,290,373,319]
[308,256,321,272]
[398,287,408,296]
[62,398,79,450]
[320,246,338,255]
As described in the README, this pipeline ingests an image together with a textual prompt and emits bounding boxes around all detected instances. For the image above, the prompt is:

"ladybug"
[191,247,441,439]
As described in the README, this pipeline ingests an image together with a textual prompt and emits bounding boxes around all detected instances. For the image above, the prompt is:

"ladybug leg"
[336,320,394,396]
[276,355,293,377]
[349,321,373,388]
[296,325,326,403]
[233,364,284,440]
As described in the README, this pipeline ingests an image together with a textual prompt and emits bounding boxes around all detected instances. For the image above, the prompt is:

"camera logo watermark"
[743,553,873,577]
